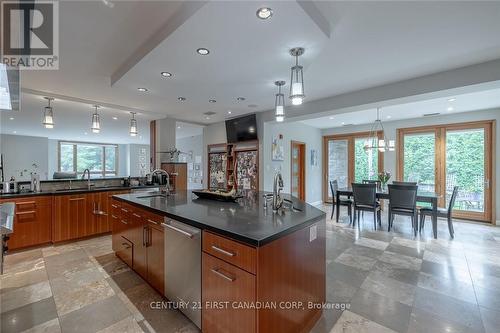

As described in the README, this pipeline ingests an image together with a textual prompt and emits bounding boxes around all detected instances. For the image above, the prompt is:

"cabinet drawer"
[202,252,256,333]
[203,231,256,274]
[116,236,133,267]
[144,211,163,227]
[14,196,51,211]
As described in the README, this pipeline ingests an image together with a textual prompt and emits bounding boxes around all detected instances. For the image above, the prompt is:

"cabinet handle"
[111,204,118,208]
[211,245,235,257]
[120,219,128,225]
[16,210,36,215]
[16,201,36,206]
[121,208,129,213]
[162,223,195,238]
[69,197,84,201]
[133,213,141,218]
[111,214,118,219]
[147,219,158,225]
[211,268,235,282]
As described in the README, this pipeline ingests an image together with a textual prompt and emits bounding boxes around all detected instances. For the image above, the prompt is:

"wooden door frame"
[291,141,306,201]
[322,131,384,202]
[396,120,495,223]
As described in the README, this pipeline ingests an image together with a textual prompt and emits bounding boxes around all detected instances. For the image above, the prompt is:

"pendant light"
[274,80,285,122]
[91,105,101,133]
[129,112,138,137]
[42,97,54,128]
[289,47,305,106]
[363,107,395,152]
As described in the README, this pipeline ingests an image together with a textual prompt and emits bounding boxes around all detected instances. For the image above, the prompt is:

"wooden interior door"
[291,141,306,201]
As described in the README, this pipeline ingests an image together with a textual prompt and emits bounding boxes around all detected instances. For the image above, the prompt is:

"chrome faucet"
[81,169,92,190]
[152,169,170,195]
[272,172,284,212]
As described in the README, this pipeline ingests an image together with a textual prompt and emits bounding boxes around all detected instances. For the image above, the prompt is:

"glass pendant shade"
[91,106,101,133]
[289,47,305,106]
[364,108,395,153]
[42,97,54,128]
[129,112,138,137]
[274,81,286,122]
[43,106,54,128]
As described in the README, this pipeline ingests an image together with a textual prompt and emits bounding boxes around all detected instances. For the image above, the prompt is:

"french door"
[397,121,494,222]
[323,131,384,202]
[291,141,306,200]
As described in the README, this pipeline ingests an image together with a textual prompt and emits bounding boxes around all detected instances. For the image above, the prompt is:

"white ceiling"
[301,88,500,129]
[0,93,155,144]
[17,1,500,125]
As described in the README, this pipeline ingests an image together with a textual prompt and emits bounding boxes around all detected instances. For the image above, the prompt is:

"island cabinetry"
[110,198,165,295]
[0,196,52,250]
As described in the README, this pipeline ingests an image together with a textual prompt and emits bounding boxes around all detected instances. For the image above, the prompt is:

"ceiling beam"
[297,1,331,38]
[110,1,207,86]
[260,57,500,123]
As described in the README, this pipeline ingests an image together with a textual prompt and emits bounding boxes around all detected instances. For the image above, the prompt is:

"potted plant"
[378,171,391,191]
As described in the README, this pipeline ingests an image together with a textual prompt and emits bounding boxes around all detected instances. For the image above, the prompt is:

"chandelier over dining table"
[364,107,395,152]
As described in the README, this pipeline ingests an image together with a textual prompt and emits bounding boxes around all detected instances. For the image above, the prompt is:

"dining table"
[336,187,440,239]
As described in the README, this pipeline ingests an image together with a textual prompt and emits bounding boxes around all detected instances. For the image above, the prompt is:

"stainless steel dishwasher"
[162,217,201,328]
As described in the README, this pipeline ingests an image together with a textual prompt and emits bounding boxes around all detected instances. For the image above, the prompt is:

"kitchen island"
[112,190,326,333]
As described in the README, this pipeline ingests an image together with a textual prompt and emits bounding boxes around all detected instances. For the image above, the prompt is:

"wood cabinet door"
[53,195,87,242]
[202,252,256,333]
[95,191,109,234]
[147,223,164,295]
[5,197,52,250]
[86,192,98,236]
[129,208,147,279]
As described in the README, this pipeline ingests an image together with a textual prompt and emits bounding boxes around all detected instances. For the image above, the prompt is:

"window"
[323,131,384,201]
[58,141,118,178]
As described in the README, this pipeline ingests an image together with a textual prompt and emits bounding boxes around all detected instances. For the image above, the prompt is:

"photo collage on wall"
[236,150,258,190]
[209,152,227,189]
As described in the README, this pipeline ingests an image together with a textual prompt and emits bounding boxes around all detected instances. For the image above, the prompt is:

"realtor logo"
[1,1,59,70]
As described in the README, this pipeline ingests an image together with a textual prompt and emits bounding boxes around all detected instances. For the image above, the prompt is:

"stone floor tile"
[385,243,424,259]
[329,310,398,333]
[354,237,389,251]
[1,280,52,313]
[0,267,48,293]
[408,307,484,333]
[417,272,476,304]
[21,318,61,333]
[361,271,416,306]
[1,297,58,333]
[480,306,500,333]
[335,252,377,271]
[474,285,500,312]
[378,251,422,271]
[327,262,369,289]
[96,316,144,333]
[371,260,420,286]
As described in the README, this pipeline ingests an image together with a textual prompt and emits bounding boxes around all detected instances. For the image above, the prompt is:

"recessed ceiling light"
[112,116,118,120]
[386,115,392,119]
[209,99,216,103]
[329,116,334,120]
[178,97,186,101]
[13,131,16,134]
[448,98,456,102]
[9,117,14,120]
[177,126,181,129]
[161,72,172,77]
[227,111,232,114]
[197,48,209,55]
[341,122,345,125]
[256,7,273,19]
[447,106,454,111]
[137,87,148,92]
[84,132,88,135]
[205,116,210,120]
[236,97,245,101]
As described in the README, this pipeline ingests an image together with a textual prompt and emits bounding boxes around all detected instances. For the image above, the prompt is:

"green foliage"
[354,138,378,182]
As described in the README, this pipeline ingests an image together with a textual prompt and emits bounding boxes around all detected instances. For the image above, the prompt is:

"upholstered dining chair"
[387,184,419,235]
[352,183,381,230]
[330,180,353,223]
[420,186,458,238]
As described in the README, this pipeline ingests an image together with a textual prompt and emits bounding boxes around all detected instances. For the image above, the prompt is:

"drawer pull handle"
[147,219,158,225]
[16,201,36,205]
[16,210,36,215]
[211,245,235,257]
[121,208,129,213]
[111,215,118,219]
[132,213,141,218]
[120,220,128,225]
[161,223,195,238]
[69,198,84,201]
[122,242,131,249]
[111,204,118,208]
[211,268,235,282]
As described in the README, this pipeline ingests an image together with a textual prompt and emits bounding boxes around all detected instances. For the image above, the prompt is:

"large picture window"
[58,141,118,178]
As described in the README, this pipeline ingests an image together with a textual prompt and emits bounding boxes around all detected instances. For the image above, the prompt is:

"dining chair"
[387,184,418,235]
[392,181,417,186]
[352,183,381,230]
[330,180,353,223]
[362,179,381,189]
[420,186,458,238]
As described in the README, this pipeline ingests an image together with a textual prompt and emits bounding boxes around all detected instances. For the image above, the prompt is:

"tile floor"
[1,205,499,333]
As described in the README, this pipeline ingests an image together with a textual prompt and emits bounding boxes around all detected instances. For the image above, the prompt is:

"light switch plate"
[309,224,317,242]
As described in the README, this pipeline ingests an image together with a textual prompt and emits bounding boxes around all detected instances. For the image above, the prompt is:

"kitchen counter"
[113,190,325,246]
[0,185,158,199]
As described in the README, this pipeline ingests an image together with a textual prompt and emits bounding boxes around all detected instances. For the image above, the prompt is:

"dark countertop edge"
[15,176,145,184]
[112,195,326,247]
[0,185,159,199]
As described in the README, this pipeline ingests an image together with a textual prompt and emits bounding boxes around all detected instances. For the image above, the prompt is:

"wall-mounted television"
[225,114,258,143]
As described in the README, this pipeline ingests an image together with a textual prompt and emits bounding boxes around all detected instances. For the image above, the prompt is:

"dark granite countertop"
[113,190,326,247]
[0,185,159,199]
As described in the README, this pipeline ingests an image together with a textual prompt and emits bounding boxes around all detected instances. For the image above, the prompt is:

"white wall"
[322,108,500,223]
[0,134,49,180]
[262,122,323,204]
[176,134,203,189]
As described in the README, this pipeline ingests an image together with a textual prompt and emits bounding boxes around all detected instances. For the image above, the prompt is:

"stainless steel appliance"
[0,202,15,274]
[162,218,201,328]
